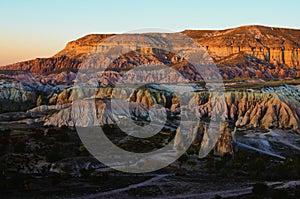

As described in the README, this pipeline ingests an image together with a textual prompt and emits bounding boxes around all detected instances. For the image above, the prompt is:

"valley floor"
[1,126,300,199]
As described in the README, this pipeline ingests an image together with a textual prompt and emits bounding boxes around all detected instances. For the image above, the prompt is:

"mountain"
[183,25,300,78]
[183,25,300,67]
[1,25,300,132]
[1,25,300,166]
[1,25,300,81]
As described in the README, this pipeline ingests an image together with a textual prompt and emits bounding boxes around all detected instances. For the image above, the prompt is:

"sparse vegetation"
[252,182,268,195]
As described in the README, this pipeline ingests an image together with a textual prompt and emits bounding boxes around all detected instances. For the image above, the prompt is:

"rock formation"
[214,122,234,156]
[190,86,300,130]
[0,78,37,113]
[39,84,300,132]
[1,26,300,158]
[1,25,300,81]
[183,25,300,68]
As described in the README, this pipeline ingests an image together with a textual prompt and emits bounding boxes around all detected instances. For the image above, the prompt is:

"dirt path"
[150,186,255,199]
[70,174,300,199]
[149,181,299,199]
[268,129,300,152]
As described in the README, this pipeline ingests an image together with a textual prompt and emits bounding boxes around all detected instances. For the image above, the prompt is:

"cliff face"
[1,25,300,80]
[183,25,300,68]
[192,88,300,130]
[54,34,114,61]
[41,85,300,131]
[0,78,37,112]
[1,56,80,74]
[36,84,299,158]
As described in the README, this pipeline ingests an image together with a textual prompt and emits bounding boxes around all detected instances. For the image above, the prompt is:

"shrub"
[178,153,189,168]
[14,141,26,153]
[214,194,223,199]
[46,151,63,163]
[252,182,268,195]
[80,168,91,178]
[187,160,197,167]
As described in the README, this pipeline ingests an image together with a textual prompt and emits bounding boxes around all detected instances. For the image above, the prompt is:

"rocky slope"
[184,25,300,78]
[0,76,37,112]
[40,85,300,131]
[1,26,300,157]
[1,74,299,132]
[34,84,298,157]
[1,83,299,157]
[1,25,300,81]
[183,25,300,67]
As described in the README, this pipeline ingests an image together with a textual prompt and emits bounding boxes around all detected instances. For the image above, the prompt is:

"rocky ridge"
[2,25,300,81]
[39,85,300,131]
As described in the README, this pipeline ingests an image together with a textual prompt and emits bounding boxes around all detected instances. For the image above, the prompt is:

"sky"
[0,0,300,65]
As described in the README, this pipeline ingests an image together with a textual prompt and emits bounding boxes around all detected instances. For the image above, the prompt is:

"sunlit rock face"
[214,122,234,156]
[2,25,300,83]
[189,86,300,130]
[44,98,155,128]
[174,121,196,150]
[174,121,205,149]
[174,121,235,158]
[184,25,300,77]
[42,85,300,132]
[233,92,299,130]
[1,56,80,83]
[37,85,299,158]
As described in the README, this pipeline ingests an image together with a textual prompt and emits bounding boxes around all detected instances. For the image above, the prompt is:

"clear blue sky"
[1,0,299,65]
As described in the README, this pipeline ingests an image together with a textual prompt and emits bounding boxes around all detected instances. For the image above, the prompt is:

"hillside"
[1,25,300,80]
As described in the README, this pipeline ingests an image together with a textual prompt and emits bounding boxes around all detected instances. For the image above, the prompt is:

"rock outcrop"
[49,157,105,177]
[214,122,234,156]
[1,25,300,81]
[41,85,300,132]
[0,79,36,113]
[183,25,300,68]
[190,86,300,130]
[1,56,80,75]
